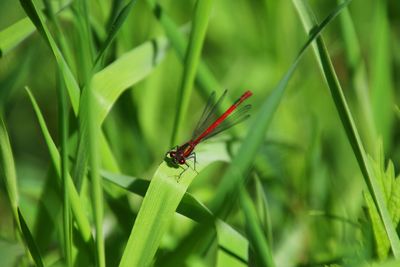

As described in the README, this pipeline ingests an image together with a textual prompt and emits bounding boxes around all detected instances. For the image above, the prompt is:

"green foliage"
[364,144,400,260]
[0,0,399,266]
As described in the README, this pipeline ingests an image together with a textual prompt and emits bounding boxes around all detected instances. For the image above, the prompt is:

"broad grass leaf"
[118,162,199,267]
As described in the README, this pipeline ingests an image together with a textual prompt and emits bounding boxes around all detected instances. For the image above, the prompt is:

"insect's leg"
[175,163,189,182]
[186,152,199,174]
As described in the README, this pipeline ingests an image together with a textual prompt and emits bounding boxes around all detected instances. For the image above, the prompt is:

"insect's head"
[168,151,186,165]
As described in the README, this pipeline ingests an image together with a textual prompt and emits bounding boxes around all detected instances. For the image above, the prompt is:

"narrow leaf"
[18,208,44,267]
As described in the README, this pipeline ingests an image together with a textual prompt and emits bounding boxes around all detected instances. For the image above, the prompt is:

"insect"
[168,90,253,170]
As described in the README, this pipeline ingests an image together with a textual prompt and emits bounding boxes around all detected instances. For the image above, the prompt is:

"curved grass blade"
[170,0,214,145]
[100,170,213,221]
[118,161,199,267]
[18,208,44,267]
[0,18,35,58]
[292,0,400,258]
[92,36,168,124]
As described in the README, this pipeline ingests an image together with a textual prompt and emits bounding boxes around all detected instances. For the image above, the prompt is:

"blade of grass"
[170,0,214,145]
[87,81,105,267]
[92,36,168,123]
[18,209,44,267]
[57,76,72,265]
[0,116,20,229]
[239,187,274,267]
[118,161,199,267]
[25,87,93,244]
[0,18,36,57]
[291,0,400,258]
[158,3,351,265]
[100,170,214,221]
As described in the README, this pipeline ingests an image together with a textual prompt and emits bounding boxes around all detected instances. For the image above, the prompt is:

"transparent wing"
[192,89,228,139]
[200,104,251,141]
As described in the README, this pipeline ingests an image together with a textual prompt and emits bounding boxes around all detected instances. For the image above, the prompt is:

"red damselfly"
[168,90,253,169]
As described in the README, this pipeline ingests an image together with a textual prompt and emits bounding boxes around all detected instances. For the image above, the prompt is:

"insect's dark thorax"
[177,142,195,158]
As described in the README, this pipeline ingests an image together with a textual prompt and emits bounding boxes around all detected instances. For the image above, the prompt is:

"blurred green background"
[0,0,400,266]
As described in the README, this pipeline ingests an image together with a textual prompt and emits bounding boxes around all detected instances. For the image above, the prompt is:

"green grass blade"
[100,170,213,221]
[170,0,214,145]
[20,0,81,113]
[92,36,168,124]
[118,162,198,267]
[239,187,275,267]
[0,18,35,57]
[25,87,93,244]
[58,77,72,265]
[87,83,105,267]
[18,209,44,267]
[0,116,20,227]
[292,0,400,258]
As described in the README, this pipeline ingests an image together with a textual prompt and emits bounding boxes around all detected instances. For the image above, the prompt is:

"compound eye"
[179,158,185,165]
[169,151,176,157]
